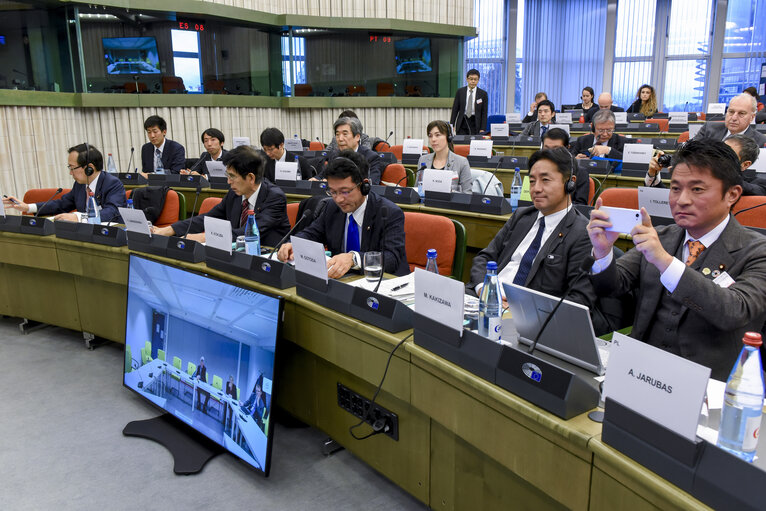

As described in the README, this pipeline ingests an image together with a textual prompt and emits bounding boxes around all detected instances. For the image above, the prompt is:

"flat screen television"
[123,254,283,475]
[103,37,161,75]
[394,37,432,74]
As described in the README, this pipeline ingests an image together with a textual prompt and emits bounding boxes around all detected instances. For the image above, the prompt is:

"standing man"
[192,357,210,413]
[586,140,766,380]
[451,69,488,135]
[584,92,624,123]
[259,127,314,183]
[522,100,556,138]
[140,115,185,174]
[692,93,766,145]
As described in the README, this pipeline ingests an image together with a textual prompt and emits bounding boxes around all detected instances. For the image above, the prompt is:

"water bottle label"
[743,414,762,451]
[486,317,501,342]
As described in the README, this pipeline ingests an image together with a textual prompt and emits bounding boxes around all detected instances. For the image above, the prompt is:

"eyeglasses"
[595,128,614,134]
[325,183,360,198]
[66,164,84,172]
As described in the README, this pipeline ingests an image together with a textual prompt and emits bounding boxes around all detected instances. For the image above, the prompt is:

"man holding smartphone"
[586,140,766,380]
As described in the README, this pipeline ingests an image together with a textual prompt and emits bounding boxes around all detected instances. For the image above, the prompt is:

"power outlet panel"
[337,382,399,441]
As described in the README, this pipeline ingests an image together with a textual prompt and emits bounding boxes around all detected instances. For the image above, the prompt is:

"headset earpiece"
[565,152,577,195]
[83,142,94,177]
[591,122,595,134]
[334,156,369,195]
[360,179,371,196]
[84,164,94,177]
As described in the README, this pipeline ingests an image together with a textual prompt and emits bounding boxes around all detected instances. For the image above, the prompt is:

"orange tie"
[685,240,705,266]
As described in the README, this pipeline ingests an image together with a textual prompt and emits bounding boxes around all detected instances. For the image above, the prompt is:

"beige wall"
[0,105,450,196]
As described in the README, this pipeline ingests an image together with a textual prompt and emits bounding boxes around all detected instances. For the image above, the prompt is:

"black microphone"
[269,209,313,260]
[528,256,595,355]
[373,208,388,293]
[589,158,617,206]
[734,201,766,216]
[125,147,135,173]
[481,156,505,195]
[189,153,208,173]
[393,168,415,187]
[182,185,203,238]
[385,130,394,143]
[35,187,63,217]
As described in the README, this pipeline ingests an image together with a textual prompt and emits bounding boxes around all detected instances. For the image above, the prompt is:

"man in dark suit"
[450,68,489,135]
[521,99,556,138]
[3,143,126,223]
[140,115,185,174]
[469,147,608,334]
[278,150,408,278]
[312,117,385,185]
[183,128,228,176]
[259,127,313,182]
[152,145,290,246]
[224,375,238,426]
[542,128,590,206]
[570,110,626,163]
[584,92,624,123]
[692,93,766,146]
[587,140,766,379]
[191,356,210,412]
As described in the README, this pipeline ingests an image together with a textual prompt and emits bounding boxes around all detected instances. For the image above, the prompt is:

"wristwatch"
[351,251,361,270]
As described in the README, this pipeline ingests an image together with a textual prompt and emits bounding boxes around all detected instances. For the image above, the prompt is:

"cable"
[349,332,413,440]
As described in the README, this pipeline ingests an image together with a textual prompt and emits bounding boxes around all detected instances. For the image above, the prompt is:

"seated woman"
[417,120,473,193]
[626,84,658,117]
[574,86,597,121]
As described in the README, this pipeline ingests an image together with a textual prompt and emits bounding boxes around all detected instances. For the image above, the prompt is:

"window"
[170,29,202,93]
[282,34,306,96]
[719,0,766,104]
[612,0,657,109]
[465,0,507,114]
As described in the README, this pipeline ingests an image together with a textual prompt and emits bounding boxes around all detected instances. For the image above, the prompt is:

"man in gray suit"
[521,100,556,138]
[587,140,766,379]
[693,93,766,146]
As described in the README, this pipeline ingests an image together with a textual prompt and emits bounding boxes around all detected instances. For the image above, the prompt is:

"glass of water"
[363,251,382,282]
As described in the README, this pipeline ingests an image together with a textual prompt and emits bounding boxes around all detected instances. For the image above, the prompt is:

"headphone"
[565,151,577,195]
[438,120,453,144]
[334,156,370,195]
[83,142,94,177]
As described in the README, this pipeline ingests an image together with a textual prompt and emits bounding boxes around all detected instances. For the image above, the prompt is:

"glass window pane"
[172,57,201,92]
[515,62,522,112]
[724,0,766,53]
[466,0,506,112]
[612,61,652,110]
[170,30,199,53]
[667,0,712,55]
[516,0,524,58]
[718,58,765,104]
[615,0,657,58]
[663,59,707,111]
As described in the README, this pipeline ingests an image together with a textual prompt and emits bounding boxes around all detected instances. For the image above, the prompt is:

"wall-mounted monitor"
[394,37,432,74]
[123,254,283,476]
[103,37,160,75]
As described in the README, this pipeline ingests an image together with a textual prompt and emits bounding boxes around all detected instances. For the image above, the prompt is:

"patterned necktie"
[685,240,705,266]
[466,88,474,117]
[240,199,249,228]
[541,125,548,137]
[513,217,546,285]
[346,215,360,252]
[154,148,162,171]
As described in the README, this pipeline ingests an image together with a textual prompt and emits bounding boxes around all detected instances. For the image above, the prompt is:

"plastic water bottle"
[86,191,101,224]
[126,199,134,209]
[425,249,438,274]
[107,153,117,173]
[510,166,522,210]
[294,155,302,180]
[244,210,261,256]
[417,163,427,201]
[478,261,503,343]
[717,332,765,462]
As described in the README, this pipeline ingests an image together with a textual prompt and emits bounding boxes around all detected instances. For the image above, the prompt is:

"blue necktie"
[513,216,546,285]
[540,125,548,137]
[346,215,360,252]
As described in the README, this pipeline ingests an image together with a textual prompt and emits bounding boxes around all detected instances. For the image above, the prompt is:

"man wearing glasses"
[569,110,626,163]
[3,143,126,223]
[693,93,766,146]
[278,150,408,279]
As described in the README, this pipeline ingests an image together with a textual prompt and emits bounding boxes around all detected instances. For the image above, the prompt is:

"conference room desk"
[0,232,716,510]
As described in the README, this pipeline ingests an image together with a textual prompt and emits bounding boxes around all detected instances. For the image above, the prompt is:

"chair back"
[161,76,185,93]
[203,79,225,94]
[453,144,471,157]
[154,189,182,228]
[471,169,504,196]
[404,212,465,278]
[213,375,223,390]
[286,202,300,227]
[377,83,394,96]
[486,114,506,132]
[374,141,391,152]
[187,362,196,376]
[598,187,639,209]
[309,141,324,151]
[677,130,690,143]
[381,164,408,186]
[733,196,766,229]
[293,84,312,96]
[199,197,222,215]
[388,145,404,161]
[22,188,71,215]
[173,356,182,370]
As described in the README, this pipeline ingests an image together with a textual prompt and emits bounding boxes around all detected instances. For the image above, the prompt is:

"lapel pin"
[719,264,726,270]
[702,268,711,276]
[558,232,563,238]
[712,270,721,278]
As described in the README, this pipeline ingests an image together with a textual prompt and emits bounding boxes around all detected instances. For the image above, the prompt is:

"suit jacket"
[36,171,126,223]
[590,217,766,379]
[171,180,290,246]
[225,382,237,399]
[295,191,409,276]
[521,120,555,138]
[692,122,766,146]
[450,86,489,135]
[141,139,186,173]
[190,149,228,175]
[569,133,626,161]
[262,153,314,183]
[417,151,473,193]
[315,146,386,185]
[584,105,624,123]
[192,365,207,383]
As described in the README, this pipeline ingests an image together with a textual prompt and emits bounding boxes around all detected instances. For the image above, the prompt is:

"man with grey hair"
[313,116,385,184]
[584,92,624,123]
[693,93,766,145]
[570,109,627,161]
[191,356,210,413]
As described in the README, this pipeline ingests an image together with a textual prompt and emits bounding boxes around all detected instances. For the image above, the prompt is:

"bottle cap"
[427,249,437,258]
[247,209,255,215]
[743,332,762,347]
[487,261,497,270]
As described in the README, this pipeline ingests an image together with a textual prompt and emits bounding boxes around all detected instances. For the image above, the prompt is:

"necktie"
[513,217,546,285]
[346,215,360,253]
[685,240,705,266]
[154,148,162,171]
[240,199,249,228]
[541,125,548,137]
[466,88,474,117]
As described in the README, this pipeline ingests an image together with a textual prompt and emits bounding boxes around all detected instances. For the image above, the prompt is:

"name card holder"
[413,313,503,382]
[126,232,204,263]
[401,153,422,165]
[424,190,472,212]
[115,173,148,185]
[370,185,420,205]
[208,176,230,190]
[578,159,610,175]
[295,271,352,314]
[470,194,512,215]
[512,135,542,147]
[620,163,651,177]
[467,154,491,166]
[147,174,210,189]
[0,215,22,233]
[204,246,295,289]
[19,216,55,236]
[275,180,329,197]
[54,221,127,247]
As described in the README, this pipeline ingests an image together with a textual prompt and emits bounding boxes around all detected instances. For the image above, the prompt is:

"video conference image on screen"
[123,255,282,474]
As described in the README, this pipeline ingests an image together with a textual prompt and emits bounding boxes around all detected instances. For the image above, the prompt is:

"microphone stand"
[268,209,314,259]
[125,147,135,173]
[182,185,203,238]
[482,157,505,195]
[372,208,388,293]
[35,187,63,217]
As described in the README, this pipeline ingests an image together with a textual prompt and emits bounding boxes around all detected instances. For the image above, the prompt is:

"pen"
[390,282,409,292]
[3,195,20,205]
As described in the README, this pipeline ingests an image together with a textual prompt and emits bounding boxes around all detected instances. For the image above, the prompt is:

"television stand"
[123,414,225,474]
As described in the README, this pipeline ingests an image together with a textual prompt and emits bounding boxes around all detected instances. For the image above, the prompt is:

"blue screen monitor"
[103,37,160,75]
[394,37,432,74]
[123,254,283,475]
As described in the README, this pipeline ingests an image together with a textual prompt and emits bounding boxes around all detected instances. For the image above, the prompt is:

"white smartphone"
[601,206,642,234]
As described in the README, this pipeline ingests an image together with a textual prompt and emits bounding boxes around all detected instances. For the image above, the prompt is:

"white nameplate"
[0,196,5,217]
[604,332,710,441]
[414,268,464,334]
[232,137,250,148]
[262,377,272,394]
[422,169,453,193]
[689,123,703,138]
[204,216,232,254]
[668,112,689,124]
[614,112,628,124]
[291,236,328,283]
[119,207,151,236]
[638,186,672,219]
[284,137,303,152]
[505,112,522,123]
[275,161,299,181]
[403,138,424,155]
[623,143,654,164]
[491,123,509,137]
[469,139,493,157]
[548,123,570,135]
[555,113,572,124]
[750,148,766,173]
[707,102,726,114]
[205,161,226,178]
